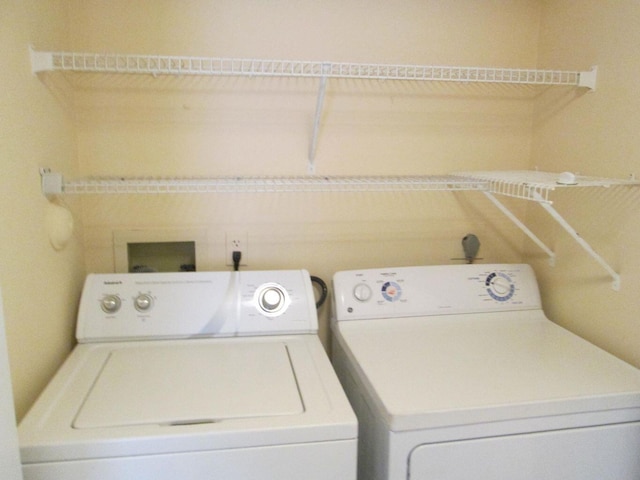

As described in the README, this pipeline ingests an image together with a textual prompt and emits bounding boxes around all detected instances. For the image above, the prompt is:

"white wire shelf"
[30,48,597,90]
[30,48,598,174]
[41,173,488,195]
[41,170,638,196]
[39,169,638,289]
[455,170,639,203]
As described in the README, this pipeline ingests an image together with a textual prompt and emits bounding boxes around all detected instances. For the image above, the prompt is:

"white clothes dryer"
[20,270,357,480]
[331,264,640,480]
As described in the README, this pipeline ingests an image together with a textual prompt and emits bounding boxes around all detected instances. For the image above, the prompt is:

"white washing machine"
[331,263,640,480]
[19,270,357,480]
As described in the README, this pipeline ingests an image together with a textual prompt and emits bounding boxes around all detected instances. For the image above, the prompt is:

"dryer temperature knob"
[353,283,372,302]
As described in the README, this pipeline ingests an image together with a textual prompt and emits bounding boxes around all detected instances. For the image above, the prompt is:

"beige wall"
[528,0,640,368]
[0,0,85,420]
[71,0,541,348]
[4,0,639,420]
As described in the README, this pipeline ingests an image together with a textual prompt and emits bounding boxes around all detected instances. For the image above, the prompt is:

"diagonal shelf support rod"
[308,68,329,174]
[483,188,620,291]
[532,191,620,291]
[483,192,556,266]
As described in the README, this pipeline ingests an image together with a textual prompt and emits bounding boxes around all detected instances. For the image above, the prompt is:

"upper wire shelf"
[30,48,598,90]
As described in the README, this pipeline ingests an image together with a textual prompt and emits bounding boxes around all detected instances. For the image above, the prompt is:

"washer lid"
[74,342,303,428]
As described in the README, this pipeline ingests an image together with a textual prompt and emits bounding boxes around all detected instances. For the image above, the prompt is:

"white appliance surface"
[331,263,640,480]
[20,270,357,480]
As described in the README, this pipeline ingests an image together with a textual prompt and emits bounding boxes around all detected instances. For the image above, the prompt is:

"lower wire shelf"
[40,168,639,290]
[40,172,488,195]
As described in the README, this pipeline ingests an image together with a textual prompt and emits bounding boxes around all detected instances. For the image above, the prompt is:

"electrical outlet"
[225,232,248,266]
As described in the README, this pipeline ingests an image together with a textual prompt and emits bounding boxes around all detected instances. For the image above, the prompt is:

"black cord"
[310,275,328,309]
[232,251,242,271]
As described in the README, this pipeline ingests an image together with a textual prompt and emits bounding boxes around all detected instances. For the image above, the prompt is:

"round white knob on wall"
[45,202,74,250]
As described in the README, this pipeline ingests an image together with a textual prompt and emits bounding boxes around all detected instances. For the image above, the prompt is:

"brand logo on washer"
[103,281,123,285]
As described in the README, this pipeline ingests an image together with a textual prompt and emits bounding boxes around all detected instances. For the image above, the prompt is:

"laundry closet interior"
[2,0,640,432]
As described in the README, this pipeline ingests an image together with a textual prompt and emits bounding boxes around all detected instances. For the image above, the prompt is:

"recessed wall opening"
[113,229,208,273]
[127,241,196,273]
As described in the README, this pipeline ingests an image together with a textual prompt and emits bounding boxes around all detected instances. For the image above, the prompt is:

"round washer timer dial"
[255,283,291,317]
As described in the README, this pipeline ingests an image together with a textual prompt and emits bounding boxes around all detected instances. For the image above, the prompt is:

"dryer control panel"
[333,264,541,321]
[77,270,318,343]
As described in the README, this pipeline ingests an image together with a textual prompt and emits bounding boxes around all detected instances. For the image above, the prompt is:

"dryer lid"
[335,312,640,432]
[73,342,303,428]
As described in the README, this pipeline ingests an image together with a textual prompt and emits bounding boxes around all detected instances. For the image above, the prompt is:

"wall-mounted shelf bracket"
[308,65,330,174]
[40,168,63,196]
[30,47,54,75]
[457,170,637,290]
[531,191,620,291]
[578,66,598,91]
[483,192,556,266]
[485,189,619,289]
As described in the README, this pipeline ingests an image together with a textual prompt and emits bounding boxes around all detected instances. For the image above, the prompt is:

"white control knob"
[134,294,153,312]
[255,283,290,317]
[491,276,511,295]
[101,295,121,314]
[353,283,372,302]
[260,288,284,311]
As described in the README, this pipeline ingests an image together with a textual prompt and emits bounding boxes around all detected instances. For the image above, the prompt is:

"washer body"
[331,264,640,480]
[20,270,357,480]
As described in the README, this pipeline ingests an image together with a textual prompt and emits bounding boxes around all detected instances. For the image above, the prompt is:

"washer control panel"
[77,270,317,343]
[333,264,541,321]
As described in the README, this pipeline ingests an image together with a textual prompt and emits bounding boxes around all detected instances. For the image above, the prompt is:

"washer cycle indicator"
[381,281,402,302]
[485,272,515,301]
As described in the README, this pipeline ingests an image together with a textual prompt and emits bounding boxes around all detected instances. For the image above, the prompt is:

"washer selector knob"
[255,283,291,317]
[134,293,154,312]
[100,294,122,314]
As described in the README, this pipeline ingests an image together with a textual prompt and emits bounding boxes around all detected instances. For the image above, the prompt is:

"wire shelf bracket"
[308,67,329,174]
[533,191,621,291]
[486,189,620,290]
